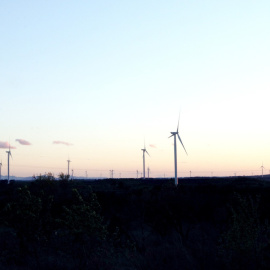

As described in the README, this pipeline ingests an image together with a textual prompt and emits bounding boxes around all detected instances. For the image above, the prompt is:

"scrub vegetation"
[0,175,270,269]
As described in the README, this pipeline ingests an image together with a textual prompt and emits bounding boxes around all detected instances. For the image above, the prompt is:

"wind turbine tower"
[141,143,150,179]
[6,147,12,183]
[169,115,188,186]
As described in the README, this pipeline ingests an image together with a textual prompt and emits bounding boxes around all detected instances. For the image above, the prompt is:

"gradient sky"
[1,1,269,178]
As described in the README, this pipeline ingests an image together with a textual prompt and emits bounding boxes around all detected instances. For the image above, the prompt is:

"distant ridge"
[1,174,270,182]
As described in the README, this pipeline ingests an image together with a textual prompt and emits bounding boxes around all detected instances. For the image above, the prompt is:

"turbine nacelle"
[141,148,150,156]
[6,150,12,159]
[169,132,188,155]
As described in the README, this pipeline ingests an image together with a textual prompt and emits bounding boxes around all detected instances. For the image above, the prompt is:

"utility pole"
[261,164,264,178]
[6,149,11,183]
[67,159,71,177]
[143,151,145,179]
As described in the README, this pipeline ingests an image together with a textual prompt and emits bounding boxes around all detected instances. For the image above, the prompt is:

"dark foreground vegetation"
[1,175,270,269]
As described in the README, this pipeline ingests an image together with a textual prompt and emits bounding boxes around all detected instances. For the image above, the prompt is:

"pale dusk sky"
[0,1,269,178]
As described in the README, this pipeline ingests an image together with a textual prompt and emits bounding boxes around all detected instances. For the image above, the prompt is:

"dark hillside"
[0,177,270,269]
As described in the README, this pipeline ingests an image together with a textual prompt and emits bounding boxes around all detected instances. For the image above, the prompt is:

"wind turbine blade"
[177,134,188,155]
[146,150,150,157]
[168,134,174,138]
[177,112,181,132]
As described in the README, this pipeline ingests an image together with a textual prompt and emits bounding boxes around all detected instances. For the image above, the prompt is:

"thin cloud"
[149,144,157,148]
[0,141,16,149]
[16,139,31,145]
[53,141,73,146]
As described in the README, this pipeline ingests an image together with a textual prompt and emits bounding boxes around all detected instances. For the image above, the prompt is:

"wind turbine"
[141,142,150,179]
[169,115,188,186]
[6,146,12,183]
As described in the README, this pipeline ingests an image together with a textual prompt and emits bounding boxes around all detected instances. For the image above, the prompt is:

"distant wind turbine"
[141,142,150,179]
[169,114,188,186]
[6,146,12,183]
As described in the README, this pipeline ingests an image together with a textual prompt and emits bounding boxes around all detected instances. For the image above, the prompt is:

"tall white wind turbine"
[169,115,188,186]
[141,142,150,179]
[6,146,12,183]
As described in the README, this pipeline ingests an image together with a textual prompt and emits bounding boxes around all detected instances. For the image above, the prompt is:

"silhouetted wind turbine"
[141,142,150,179]
[169,114,188,186]
[6,146,12,183]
